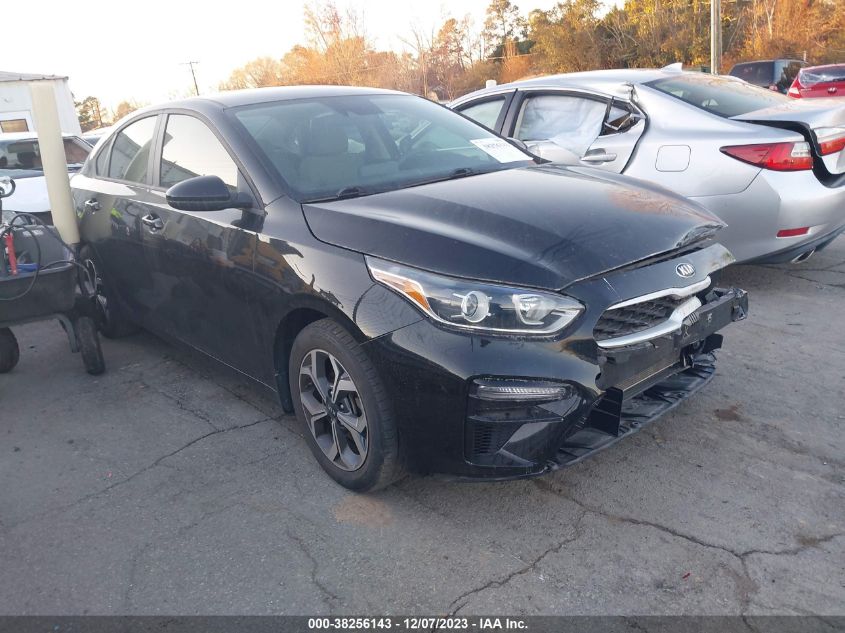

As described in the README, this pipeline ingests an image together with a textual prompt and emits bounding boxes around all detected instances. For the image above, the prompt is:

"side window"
[160,114,238,189]
[515,94,607,157]
[457,97,507,130]
[108,116,156,183]
[602,102,641,136]
[95,140,110,175]
[63,138,90,166]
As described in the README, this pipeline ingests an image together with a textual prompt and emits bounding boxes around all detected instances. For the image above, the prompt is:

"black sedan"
[71,86,747,491]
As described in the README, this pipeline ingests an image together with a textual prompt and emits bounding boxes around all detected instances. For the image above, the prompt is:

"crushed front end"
[461,288,747,476]
[364,243,748,479]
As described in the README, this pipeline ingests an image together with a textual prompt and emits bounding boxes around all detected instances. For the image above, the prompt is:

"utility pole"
[710,0,722,74]
[182,61,200,95]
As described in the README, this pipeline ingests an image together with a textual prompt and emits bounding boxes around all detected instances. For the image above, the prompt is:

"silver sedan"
[451,67,845,263]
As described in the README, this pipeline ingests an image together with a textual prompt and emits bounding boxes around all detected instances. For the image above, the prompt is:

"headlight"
[367,257,583,335]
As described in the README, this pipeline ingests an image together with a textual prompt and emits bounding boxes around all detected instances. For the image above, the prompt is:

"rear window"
[799,66,845,86]
[646,74,790,118]
[729,62,774,86]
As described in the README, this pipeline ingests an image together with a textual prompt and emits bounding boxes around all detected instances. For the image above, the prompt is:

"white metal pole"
[28,81,80,245]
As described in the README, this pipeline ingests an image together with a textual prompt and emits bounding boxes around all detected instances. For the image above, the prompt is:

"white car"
[0,132,92,222]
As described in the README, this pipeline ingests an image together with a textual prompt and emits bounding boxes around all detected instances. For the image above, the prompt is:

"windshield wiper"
[303,186,371,204]
[399,167,483,190]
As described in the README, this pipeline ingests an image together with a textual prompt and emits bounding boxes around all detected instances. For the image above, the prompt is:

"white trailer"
[0,71,81,135]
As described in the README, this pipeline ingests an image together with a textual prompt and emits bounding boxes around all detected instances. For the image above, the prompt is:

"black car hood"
[301,165,724,290]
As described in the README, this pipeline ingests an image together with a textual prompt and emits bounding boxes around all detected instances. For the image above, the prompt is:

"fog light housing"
[472,378,574,402]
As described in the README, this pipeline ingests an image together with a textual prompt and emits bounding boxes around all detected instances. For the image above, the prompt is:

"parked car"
[788,64,845,98]
[729,59,807,93]
[452,68,845,264]
[72,87,747,490]
[0,132,92,223]
[81,126,113,147]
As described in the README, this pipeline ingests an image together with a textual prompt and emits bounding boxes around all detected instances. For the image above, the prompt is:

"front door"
[140,113,263,375]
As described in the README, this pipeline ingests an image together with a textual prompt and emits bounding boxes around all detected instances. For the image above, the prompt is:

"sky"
[8,0,561,111]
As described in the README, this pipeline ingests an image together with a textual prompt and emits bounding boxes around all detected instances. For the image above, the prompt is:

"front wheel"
[289,319,402,491]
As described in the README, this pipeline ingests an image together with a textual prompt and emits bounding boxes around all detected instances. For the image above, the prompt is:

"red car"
[789,64,845,98]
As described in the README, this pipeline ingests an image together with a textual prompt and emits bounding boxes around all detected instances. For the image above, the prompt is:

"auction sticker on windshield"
[470,138,529,163]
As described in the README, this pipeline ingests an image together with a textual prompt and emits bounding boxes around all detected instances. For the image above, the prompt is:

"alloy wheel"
[299,349,369,471]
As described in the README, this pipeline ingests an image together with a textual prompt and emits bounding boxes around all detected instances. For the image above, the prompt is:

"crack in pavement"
[136,377,221,432]
[159,353,284,420]
[444,510,588,616]
[392,485,544,570]
[123,540,154,613]
[531,479,845,615]
[533,479,844,559]
[3,417,277,531]
[285,527,341,610]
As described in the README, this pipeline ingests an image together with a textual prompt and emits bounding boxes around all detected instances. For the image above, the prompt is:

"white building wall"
[0,78,81,135]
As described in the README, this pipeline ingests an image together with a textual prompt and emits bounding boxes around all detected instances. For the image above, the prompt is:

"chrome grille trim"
[607,277,711,311]
[595,276,711,349]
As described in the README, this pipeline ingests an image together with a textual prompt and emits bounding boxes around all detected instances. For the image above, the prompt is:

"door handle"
[141,214,164,231]
[582,151,618,164]
[84,198,100,212]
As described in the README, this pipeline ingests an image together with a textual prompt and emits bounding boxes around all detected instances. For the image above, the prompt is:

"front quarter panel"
[250,197,422,386]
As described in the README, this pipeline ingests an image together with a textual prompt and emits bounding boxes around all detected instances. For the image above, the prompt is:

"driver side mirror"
[166,175,253,212]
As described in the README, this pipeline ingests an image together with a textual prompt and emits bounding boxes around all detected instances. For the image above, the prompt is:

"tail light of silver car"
[720,141,813,171]
[815,128,845,156]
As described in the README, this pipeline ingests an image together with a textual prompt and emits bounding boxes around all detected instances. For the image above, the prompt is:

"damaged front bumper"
[463,287,748,478]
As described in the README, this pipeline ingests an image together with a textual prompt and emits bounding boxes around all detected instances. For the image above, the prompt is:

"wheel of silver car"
[299,348,368,471]
[289,318,402,491]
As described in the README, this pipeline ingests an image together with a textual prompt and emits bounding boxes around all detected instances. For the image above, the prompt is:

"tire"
[0,328,20,373]
[78,245,139,339]
[76,316,105,375]
[289,318,402,491]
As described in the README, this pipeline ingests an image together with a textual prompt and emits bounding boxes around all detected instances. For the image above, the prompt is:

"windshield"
[647,74,791,118]
[231,94,534,202]
[0,137,91,179]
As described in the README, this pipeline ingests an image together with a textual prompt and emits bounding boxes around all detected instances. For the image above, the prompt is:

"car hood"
[301,165,724,290]
[0,175,49,217]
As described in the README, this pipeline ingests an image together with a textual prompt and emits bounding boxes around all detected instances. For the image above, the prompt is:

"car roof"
[455,68,704,102]
[159,85,407,110]
[0,132,78,141]
[731,59,805,66]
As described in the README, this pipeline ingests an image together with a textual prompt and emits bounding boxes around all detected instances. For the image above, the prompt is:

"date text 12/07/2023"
[307,617,528,630]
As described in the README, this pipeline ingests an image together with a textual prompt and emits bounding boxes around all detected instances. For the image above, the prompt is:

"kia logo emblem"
[676,263,696,278]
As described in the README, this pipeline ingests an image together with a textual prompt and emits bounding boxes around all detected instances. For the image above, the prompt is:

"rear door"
[504,89,645,172]
[140,112,263,375]
[452,92,514,132]
[73,114,161,323]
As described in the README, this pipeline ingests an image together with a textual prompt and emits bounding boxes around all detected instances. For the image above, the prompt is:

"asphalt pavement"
[1,238,843,616]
